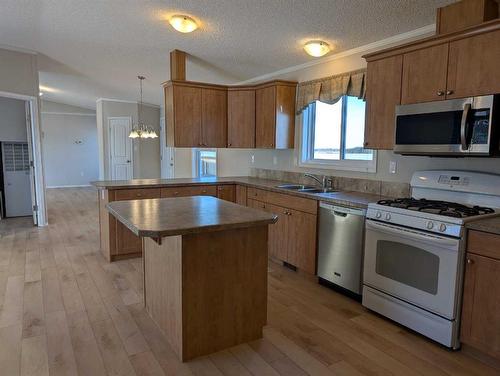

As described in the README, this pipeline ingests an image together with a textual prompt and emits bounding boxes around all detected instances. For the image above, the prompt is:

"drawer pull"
[437,90,444,96]
[467,258,474,265]
[446,90,454,95]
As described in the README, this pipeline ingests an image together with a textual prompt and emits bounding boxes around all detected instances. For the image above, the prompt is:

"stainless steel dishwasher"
[317,202,366,295]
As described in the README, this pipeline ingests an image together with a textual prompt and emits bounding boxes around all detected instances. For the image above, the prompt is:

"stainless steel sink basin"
[298,188,338,194]
[276,184,315,190]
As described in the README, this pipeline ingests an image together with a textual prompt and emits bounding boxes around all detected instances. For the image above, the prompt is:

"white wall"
[0,96,27,141]
[96,99,160,180]
[41,100,98,187]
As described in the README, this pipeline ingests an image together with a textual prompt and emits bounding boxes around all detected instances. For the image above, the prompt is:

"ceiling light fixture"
[129,76,158,139]
[303,40,331,57]
[169,15,198,33]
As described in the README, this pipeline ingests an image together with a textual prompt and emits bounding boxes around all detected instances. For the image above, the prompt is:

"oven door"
[364,220,463,319]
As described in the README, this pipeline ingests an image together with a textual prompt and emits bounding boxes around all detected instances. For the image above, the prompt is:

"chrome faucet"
[304,174,332,189]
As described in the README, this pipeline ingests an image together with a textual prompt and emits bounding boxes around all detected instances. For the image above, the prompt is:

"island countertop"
[106,195,278,238]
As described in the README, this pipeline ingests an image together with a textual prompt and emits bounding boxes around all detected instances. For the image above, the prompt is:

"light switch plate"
[389,160,397,174]
[251,155,255,164]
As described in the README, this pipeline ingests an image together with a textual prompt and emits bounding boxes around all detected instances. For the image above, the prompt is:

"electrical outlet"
[273,156,278,165]
[251,155,255,164]
[389,160,397,174]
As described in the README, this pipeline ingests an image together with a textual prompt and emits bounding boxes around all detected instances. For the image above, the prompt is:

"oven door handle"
[366,220,460,248]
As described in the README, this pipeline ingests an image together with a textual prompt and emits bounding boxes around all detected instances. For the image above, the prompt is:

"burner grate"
[377,198,494,218]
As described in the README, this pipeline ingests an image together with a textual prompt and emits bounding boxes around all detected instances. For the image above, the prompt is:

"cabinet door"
[461,253,500,358]
[287,209,317,274]
[401,44,449,104]
[255,86,276,148]
[275,85,296,149]
[173,85,202,147]
[364,56,403,150]
[247,200,288,261]
[216,185,235,202]
[228,90,255,148]
[115,221,142,256]
[447,30,500,99]
[201,88,227,148]
[235,185,247,206]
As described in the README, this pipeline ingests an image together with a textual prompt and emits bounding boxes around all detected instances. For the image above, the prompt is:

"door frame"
[108,116,134,180]
[0,90,46,226]
[159,116,175,178]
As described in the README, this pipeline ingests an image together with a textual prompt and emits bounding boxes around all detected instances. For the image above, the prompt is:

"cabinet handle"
[174,192,179,195]
[466,258,474,264]
[198,142,202,146]
[446,90,454,95]
[437,90,444,96]
[228,143,232,146]
[202,190,207,193]
[136,193,142,197]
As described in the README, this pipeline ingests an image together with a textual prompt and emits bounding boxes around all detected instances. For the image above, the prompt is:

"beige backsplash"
[250,168,410,198]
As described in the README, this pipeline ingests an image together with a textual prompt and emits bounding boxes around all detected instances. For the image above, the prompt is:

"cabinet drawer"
[247,187,317,215]
[160,185,217,198]
[114,188,161,201]
[467,230,500,260]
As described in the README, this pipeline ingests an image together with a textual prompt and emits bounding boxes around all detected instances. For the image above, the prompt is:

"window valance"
[296,69,366,114]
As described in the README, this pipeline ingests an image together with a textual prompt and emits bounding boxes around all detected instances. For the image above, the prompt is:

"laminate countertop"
[466,216,500,236]
[106,195,278,238]
[92,176,386,209]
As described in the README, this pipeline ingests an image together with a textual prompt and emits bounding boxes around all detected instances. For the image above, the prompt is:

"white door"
[109,117,133,180]
[2,142,33,217]
[160,117,174,178]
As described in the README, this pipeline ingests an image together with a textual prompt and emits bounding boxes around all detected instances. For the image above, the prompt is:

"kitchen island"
[107,195,277,361]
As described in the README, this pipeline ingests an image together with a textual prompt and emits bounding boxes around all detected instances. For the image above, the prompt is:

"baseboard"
[46,184,92,188]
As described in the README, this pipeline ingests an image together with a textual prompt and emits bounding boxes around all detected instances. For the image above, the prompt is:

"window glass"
[197,150,217,177]
[313,100,342,160]
[344,96,372,160]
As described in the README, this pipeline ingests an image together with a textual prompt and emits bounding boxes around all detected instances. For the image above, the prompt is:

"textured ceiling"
[0,0,455,109]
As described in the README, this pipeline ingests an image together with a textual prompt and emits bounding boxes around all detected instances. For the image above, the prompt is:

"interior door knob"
[126,160,131,163]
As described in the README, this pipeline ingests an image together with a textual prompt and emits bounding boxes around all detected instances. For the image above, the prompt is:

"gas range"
[363,170,500,349]
[367,199,498,238]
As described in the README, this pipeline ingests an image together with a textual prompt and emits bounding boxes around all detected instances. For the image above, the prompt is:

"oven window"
[375,241,440,295]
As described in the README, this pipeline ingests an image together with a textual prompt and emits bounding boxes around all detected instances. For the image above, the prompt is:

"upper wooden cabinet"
[164,81,227,148]
[447,29,500,99]
[364,55,403,150]
[401,44,449,104]
[227,88,256,148]
[363,20,500,149]
[255,81,297,149]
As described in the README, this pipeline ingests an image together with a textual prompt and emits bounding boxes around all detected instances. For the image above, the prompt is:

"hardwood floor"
[0,187,497,376]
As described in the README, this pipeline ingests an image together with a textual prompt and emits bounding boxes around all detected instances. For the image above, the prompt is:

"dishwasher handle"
[320,201,366,217]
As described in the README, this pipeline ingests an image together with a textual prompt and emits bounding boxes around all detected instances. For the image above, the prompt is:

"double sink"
[275,184,338,195]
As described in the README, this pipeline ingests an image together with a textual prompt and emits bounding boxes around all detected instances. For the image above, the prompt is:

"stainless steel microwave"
[394,95,499,156]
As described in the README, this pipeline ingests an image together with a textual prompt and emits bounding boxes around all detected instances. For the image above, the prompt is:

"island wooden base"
[143,225,268,361]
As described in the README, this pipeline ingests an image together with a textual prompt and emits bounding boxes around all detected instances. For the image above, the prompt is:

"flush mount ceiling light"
[303,40,331,57]
[169,15,198,33]
[129,76,158,139]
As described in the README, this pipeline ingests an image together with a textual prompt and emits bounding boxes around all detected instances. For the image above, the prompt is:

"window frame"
[298,97,377,173]
[192,148,218,178]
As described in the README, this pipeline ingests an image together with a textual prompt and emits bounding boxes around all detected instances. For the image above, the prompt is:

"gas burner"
[377,198,495,218]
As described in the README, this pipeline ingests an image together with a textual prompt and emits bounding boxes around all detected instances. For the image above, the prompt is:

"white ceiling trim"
[234,23,436,85]
[96,97,160,108]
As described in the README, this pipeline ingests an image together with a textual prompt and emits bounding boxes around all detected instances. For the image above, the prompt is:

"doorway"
[160,117,174,178]
[109,117,133,180]
[0,95,40,223]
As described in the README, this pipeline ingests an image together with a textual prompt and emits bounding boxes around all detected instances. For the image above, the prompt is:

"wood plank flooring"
[0,187,497,376]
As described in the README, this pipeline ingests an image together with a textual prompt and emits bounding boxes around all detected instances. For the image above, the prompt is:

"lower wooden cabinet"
[247,194,317,274]
[216,185,236,202]
[461,230,500,360]
[160,185,216,198]
[235,185,247,206]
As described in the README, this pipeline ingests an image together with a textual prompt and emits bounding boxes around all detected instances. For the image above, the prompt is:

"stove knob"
[427,221,434,230]
[376,211,382,219]
[439,223,447,232]
[385,213,391,221]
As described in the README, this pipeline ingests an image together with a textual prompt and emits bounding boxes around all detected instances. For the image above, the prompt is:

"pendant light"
[129,76,158,139]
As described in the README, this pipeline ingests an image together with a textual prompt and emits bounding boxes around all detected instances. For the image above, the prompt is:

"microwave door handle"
[461,103,471,151]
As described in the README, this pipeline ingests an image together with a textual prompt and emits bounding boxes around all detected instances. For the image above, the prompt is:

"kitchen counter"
[92,176,385,209]
[107,195,275,361]
[106,195,277,238]
[466,216,500,235]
